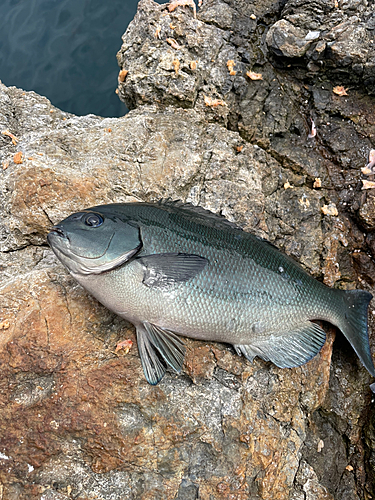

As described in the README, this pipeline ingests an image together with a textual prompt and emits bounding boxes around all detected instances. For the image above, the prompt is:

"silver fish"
[47,201,375,385]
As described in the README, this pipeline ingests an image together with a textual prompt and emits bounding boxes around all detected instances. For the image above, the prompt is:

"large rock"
[1,0,375,498]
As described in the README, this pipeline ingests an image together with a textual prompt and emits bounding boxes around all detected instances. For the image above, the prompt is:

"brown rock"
[13,151,23,164]
[359,191,375,230]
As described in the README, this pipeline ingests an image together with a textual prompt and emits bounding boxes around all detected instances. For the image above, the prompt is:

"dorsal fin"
[158,199,242,231]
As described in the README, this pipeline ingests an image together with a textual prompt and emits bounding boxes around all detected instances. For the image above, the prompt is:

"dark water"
[0,0,154,117]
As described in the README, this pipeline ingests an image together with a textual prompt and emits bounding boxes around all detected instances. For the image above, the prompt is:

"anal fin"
[136,322,186,385]
[234,321,326,369]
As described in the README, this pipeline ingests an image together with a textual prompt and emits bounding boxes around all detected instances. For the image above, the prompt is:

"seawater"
[0,0,149,117]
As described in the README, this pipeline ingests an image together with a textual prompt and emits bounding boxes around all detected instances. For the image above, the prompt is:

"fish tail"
[338,289,375,376]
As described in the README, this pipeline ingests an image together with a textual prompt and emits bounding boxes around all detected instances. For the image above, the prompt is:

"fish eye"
[84,213,104,227]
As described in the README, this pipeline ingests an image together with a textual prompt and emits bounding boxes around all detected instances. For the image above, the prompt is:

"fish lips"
[47,226,78,272]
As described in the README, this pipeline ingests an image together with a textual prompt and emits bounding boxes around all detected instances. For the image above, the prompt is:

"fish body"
[47,201,375,384]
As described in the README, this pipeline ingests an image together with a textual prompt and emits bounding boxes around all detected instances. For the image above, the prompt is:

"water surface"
[0,0,144,116]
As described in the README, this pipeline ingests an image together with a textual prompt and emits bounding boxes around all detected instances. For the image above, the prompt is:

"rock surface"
[1,0,375,498]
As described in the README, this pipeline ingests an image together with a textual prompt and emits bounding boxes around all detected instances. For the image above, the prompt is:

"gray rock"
[266,20,316,58]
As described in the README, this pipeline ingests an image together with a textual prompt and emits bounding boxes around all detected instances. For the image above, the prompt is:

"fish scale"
[47,201,375,385]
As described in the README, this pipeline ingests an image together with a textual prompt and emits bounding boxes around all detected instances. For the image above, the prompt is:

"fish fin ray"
[234,322,326,368]
[143,322,186,373]
[136,326,166,385]
[233,344,265,362]
[339,289,375,376]
[159,199,241,230]
[138,253,207,287]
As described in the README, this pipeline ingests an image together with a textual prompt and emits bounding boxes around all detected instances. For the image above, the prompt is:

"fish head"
[47,209,141,275]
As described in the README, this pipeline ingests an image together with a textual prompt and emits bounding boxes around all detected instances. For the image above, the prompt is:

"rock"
[1,0,375,499]
[266,20,317,58]
[275,0,375,93]
[359,191,375,230]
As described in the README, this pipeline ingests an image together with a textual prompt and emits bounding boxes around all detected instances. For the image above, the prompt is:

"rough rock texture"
[1,0,375,498]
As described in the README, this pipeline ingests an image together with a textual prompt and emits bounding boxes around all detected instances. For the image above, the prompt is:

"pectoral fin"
[138,253,207,287]
[136,322,186,385]
[234,321,326,368]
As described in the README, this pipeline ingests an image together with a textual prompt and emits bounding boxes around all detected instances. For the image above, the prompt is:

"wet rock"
[1,0,375,498]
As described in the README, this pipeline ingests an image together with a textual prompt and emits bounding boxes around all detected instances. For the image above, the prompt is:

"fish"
[47,201,375,385]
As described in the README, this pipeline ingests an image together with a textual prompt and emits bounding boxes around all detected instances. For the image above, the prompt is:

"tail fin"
[339,289,375,376]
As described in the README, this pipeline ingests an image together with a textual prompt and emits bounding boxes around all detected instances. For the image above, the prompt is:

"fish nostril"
[50,226,65,237]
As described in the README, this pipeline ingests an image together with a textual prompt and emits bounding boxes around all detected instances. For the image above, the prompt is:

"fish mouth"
[48,226,68,240]
[48,227,141,275]
[47,227,115,261]
[47,227,70,253]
